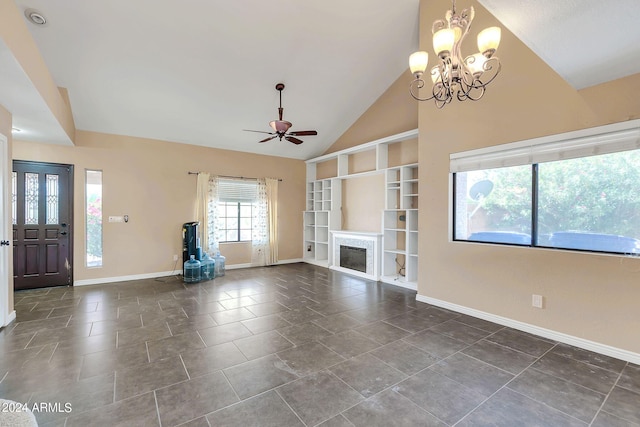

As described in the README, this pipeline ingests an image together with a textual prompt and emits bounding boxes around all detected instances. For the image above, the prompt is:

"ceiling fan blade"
[243,129,274,135]
[285,136,304,145]
[259,135,278,143]
[288,130,317,136]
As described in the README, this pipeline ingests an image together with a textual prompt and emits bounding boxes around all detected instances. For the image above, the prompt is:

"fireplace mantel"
[330,231,382,281]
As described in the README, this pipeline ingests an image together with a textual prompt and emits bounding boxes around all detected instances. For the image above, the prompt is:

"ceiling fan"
[244,83,318,145]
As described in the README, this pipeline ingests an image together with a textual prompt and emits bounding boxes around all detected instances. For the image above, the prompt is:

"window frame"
[85,169,103,268]
[450,120,640,256]
[216,201,253,243]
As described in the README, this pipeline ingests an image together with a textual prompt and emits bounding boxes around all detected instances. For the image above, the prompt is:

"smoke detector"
[24,8,47,25]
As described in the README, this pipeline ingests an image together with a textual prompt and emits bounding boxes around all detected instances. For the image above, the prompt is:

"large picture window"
[452,121,640,255]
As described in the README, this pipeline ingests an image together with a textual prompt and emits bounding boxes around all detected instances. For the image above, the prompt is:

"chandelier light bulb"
[433,28,455,57]
[477,26,501,57]
[409,51,429,77]
[466,53,487,76]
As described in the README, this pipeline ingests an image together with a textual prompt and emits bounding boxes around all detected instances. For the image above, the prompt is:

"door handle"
[60,231,68,236]
[0,240,9,246]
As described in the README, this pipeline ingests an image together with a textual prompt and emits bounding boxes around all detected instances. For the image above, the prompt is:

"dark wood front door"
[12,161,73,290]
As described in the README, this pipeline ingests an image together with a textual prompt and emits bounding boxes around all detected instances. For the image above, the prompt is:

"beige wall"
[0,104,13,316]
[316,159,337,180]
[341,174,385,232]
[13,131,305,282]
[320,69,418,236]
[388,138,418,167]
[324,69,418,154]
[417,0,640,354]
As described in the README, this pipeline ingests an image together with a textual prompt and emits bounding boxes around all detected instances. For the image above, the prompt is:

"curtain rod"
[188,172,282,182]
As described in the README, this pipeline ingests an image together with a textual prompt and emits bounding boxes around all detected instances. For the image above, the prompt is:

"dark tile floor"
[1,263,639,426]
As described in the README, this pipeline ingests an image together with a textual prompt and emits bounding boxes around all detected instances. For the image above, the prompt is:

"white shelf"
[304,129,419,284]
[380,275,417,291]
[384,249,406,255]
[302,178,342,266]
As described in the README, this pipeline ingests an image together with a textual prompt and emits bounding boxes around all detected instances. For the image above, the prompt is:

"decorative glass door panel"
[12,161,73,290]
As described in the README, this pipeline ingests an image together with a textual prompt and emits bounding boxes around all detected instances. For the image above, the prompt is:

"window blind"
[217,179,257,203]
[450,120,640,173]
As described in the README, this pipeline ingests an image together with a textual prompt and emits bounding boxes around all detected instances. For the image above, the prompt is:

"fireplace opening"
[340,245,366,273]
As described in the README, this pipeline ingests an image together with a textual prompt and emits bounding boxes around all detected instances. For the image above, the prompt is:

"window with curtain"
[452,120,640,255]
[202,176,277,266]
[215,179,257,243]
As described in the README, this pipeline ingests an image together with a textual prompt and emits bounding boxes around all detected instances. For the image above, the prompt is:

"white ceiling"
[0,39,70,145]
[5,1,640,160]
[11,0,420,160]
[478,0,640,90]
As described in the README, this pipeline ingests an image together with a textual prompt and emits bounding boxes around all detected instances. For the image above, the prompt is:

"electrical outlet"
[532,294,544,309]
[173,254,179,262]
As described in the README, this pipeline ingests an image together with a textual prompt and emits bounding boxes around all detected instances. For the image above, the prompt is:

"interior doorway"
[12,160,74,290]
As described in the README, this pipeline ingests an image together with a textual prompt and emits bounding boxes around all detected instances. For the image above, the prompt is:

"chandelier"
[409,1,502,108]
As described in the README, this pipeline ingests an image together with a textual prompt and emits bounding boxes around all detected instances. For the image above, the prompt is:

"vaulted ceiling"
[3,0,640,160]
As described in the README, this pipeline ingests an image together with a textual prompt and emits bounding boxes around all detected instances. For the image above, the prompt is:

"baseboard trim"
[303,259,329,268]
[73,259,305,286]
[417,294,640,365]
[226,263,252,270]
[329,265,378,281]
[74,270,181,286]
[275,258,304,265]
[5,310,16,326]
[227,258,305,270]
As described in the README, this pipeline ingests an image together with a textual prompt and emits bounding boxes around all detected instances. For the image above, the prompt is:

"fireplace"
[340,245,366,273]
[330,231,382,281]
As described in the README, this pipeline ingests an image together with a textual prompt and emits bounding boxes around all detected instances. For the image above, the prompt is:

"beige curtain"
[266,177,279,265]
[251,179,269,266]
[195,172,210,252]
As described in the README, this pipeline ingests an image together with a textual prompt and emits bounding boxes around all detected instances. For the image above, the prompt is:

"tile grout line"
[273,387,309,427]
[152,390,162,427]
[587,361,628,427]
[452,342,588,426]
[178,354,191,380]
[451,341,555,426]
[219,368,242,403]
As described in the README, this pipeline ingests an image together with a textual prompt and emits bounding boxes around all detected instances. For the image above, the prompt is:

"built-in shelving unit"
[380,163,419,288]
[303,177,341,267]
[304,129,419,287]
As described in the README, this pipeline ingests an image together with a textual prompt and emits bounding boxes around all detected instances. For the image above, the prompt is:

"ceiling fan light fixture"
[269,120,292,133]
[244,83,318,145]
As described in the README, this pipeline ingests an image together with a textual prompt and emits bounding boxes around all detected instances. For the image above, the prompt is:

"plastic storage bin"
[183,255,202,283]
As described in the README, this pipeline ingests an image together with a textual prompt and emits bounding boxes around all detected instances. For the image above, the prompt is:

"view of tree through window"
[455,149,640,254]
[538,151,640,242]
[86,170,103,267]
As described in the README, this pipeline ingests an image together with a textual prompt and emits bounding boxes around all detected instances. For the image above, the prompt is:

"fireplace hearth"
[330,231,382,281]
